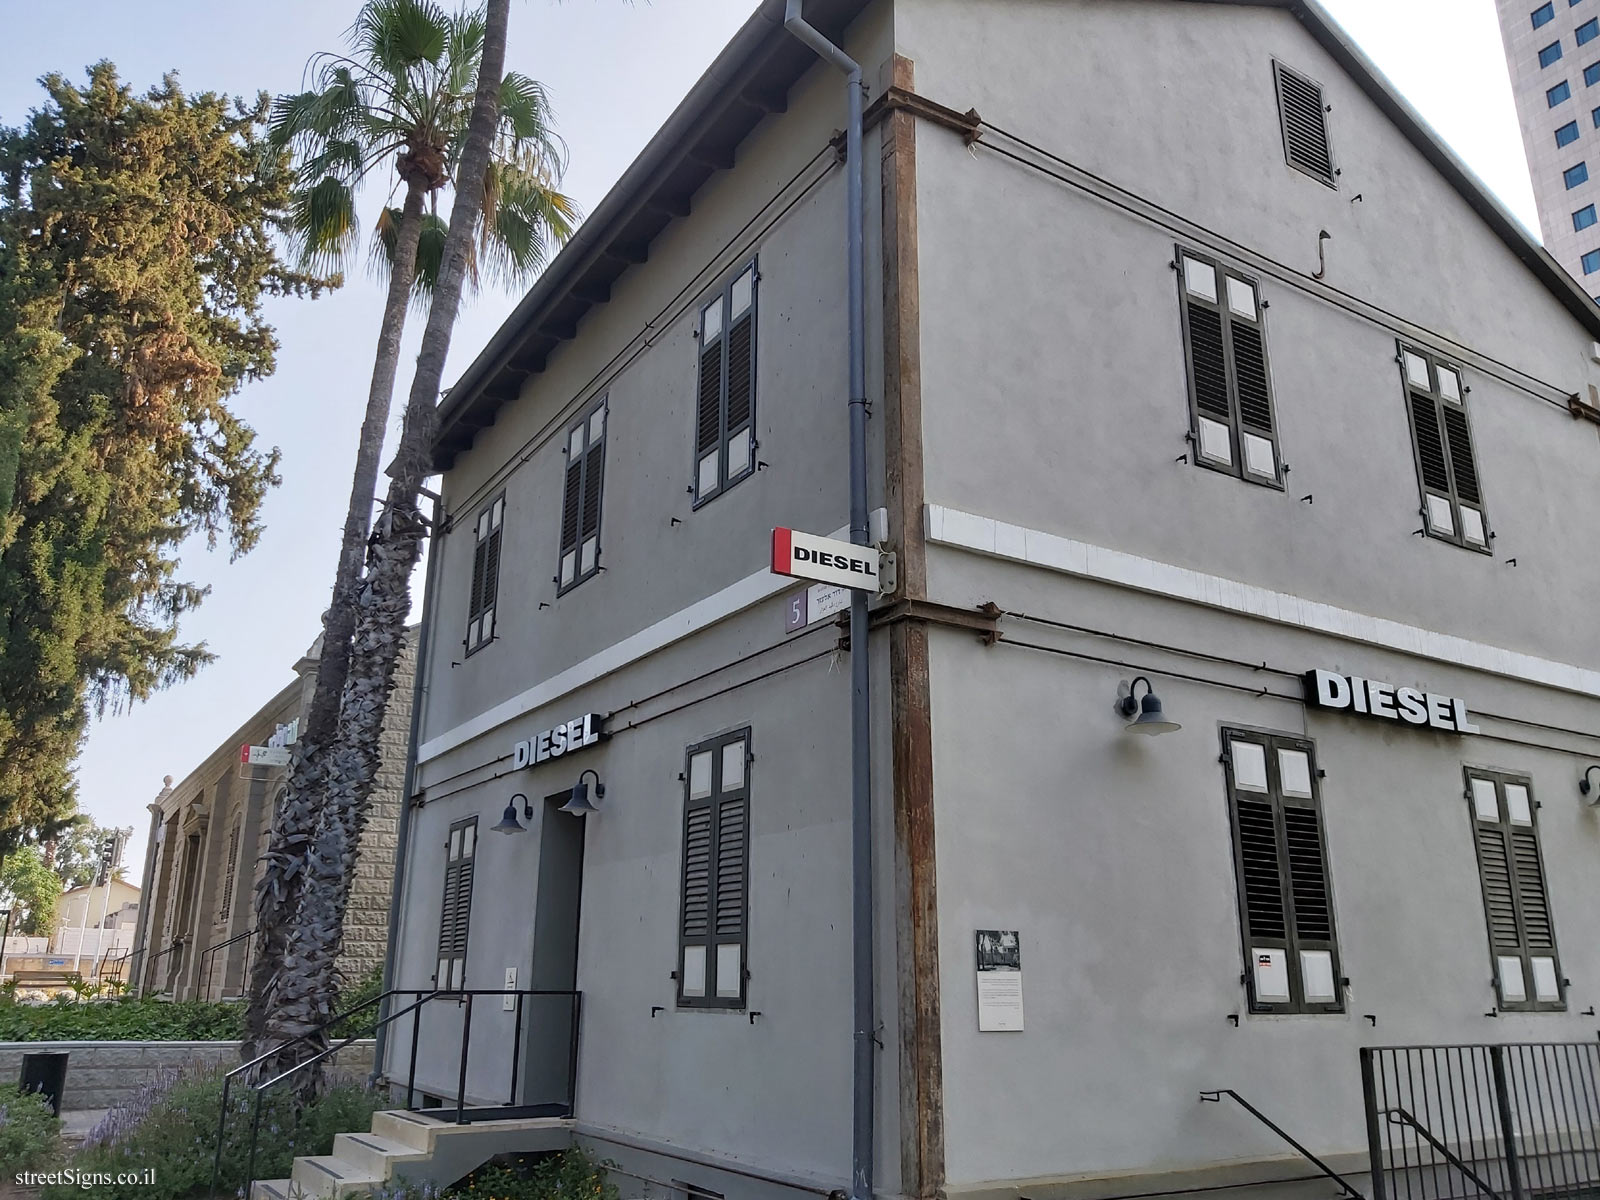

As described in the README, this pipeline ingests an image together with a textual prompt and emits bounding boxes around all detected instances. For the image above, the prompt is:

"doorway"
[517,794,585,1113]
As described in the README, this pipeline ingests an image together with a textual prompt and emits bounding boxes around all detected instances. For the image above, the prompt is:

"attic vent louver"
[1274,62,1336,187]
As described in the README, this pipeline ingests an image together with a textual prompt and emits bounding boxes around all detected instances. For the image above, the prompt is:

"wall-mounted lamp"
[492,792,533,835]
[1581,766,1600,807]
[560,769,605,817]
[1116,676,1182,736]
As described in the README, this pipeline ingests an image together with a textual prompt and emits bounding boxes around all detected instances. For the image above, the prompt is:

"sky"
[0,0,1539,883]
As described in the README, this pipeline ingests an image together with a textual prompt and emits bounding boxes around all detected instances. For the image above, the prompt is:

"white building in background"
[1496,0,1600,293]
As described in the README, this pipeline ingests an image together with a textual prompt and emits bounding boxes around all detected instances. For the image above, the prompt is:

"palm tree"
[244,0,575,1059]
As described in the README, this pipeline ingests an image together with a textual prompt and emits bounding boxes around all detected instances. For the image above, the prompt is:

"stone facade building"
[128,631,415,1001]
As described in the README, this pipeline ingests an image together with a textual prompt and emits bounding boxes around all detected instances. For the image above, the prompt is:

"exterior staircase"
[249,1110,575,1199]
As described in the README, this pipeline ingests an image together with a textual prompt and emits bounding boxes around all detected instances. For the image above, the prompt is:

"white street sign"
[241,744,291,767]
[785,582,852,633]
[771,527,886,593]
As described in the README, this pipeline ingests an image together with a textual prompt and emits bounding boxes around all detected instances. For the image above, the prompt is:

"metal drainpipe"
[370,495,445,1087]
[781,5,874,1199]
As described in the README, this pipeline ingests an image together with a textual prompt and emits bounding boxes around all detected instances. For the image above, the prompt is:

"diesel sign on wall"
[511,713,607,769]
[1303,670,1480,734]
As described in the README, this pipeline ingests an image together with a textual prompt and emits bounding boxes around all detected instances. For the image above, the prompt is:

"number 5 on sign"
[785,582,851,634]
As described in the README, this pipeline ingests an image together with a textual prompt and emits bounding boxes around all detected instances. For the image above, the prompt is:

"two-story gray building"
[378,2,1600,1199]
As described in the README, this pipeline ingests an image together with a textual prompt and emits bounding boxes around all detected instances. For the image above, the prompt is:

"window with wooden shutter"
[557,399,606,594]
[1399,344,1490,553]
[436,817,477,992]
[1467,769,1563,1012]
[1274,62,1337,187]
[677,728,751,1009]
[1222,728,1343,1014]
[217,821,241,927]
[692,261,758,506]
[1177,248,1282,487]
[466,495,505,654]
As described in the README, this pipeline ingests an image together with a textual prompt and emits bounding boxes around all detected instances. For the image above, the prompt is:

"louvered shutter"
[1441,408,1480,504]
[481,528,501,614]
[437,819,477,990]
[581,439,603,545]
[695,304,724,500]
[678,729,750,1008]
[1188,304,1231,422]
[1409,392,1451,494]
[1231,324,1273,433]
[1470,772,1562,1010]
[1275,63,1336,185]
[1225,731,1341,1013]
[693,263,758,503]
[724,306,754,481]
[1401,346,1490,549]
[1179,251,1280,484]
[558,452,582,587]
[469,541,487,620]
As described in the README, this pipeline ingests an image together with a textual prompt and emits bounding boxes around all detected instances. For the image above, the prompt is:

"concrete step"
[332,1130,431,1177]
[248,1181,291,1200]
[369,1108,443,1151]
[289,1153,383,1199]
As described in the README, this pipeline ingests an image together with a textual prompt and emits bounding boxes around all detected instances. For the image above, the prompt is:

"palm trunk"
[242,184,428,1059]
[258,0,510,1082]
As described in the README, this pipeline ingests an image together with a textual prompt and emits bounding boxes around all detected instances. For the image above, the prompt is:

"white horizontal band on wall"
[416,520,858,765]
[924,503,1600,700]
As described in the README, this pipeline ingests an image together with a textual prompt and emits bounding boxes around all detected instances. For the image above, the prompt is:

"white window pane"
[1506,783,1532,825]
[698,451,719,497]
[716,943,742,998]
[1301,950,1337,1003]
[461,825,475,858]
[468,618,481,648]
[1404,350,1432,390]
[450,828,463,858]
[682,946,707,997]
[1426,494,1455,535]
[702,298,723,341]
[561,551,576,585]
[568,426,585,459]
[1532,956,1560,1002]
[1438,366,1461,402]
[689,751,713,800]
[491,498,504,529]
[731,268,754,317]
[581,536,598,574]
[1278,749,1313,799]
[1183,257,1218,301]
[1252,948,1290,1003]
[588,408,606,443]
[727,427,753,479]
[1499,955,1528,1003]
[438,958,450,985]
[721,740,746,791]
[1460,506,1486,546]
[1472,778,1500,822]
[482,607,494,639]
[1226,276,1257,321]
[1243,432,1276,479]
[1197,416,1232,465]
[1232,740,1269,792]
[477,510,490,539]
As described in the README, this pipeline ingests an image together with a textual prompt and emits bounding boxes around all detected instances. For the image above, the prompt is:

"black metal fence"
[196,926,255,1000]
[1362,1043,1600,1200]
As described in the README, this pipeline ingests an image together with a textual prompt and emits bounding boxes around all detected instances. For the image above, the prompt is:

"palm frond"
[289,177,361,273]
[477,162,580,290]
[498,73,569,176]
[353,0,451,76]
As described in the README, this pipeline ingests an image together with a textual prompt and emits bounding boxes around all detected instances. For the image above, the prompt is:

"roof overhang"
[434,0,1598,468]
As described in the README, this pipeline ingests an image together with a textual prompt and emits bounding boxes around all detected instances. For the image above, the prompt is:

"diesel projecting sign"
[1303,670,1481,735]
[771,527,886,593]
[511,713,607,770]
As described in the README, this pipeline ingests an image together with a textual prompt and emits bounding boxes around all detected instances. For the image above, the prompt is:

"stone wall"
[0,1040,375,1112]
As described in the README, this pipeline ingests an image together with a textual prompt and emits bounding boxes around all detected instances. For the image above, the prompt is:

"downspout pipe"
[370,495,444,1087]
[781,5,874,1200]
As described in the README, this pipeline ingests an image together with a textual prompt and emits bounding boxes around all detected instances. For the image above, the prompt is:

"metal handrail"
[141,937,184,992]
[209,986,581,1200]
[196,926,256,1000]
[1384,1108,1507,1200]
[1200,1089,1368,1199]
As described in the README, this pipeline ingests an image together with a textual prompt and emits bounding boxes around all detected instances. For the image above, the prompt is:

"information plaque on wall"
[975,930,1024,1032]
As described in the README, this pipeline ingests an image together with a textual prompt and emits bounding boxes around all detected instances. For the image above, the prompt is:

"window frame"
[1221,726,1344,1016]
[1549,79,1573,106]
[1175,246,1284,489]
[1557,119,1583,147]
[1272,61,1338,188]
[691,259,760,509]
[1580,16,1600,44]
[676,727,752,1010]
[1464,768,1565,1014]
[1534,1,1557,26]
[1397,342,1492,555]
[436,817,478,993]
[1579,205,1600,232]
[1567,161,1591,187]
[1541,40,1566,68]
[465,493,505,656]
[555,397,608,596]
[1585,249,1600,274]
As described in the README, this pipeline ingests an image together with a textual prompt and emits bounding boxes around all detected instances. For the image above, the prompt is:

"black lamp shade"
[491,802,526,835]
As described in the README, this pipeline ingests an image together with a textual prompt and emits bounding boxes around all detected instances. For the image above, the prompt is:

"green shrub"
[43,1065,385,1200]
[0,1083,63,1172]
[330,964,385,1041]
[445,1149,621,1200]
[0,994,244,1042]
